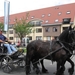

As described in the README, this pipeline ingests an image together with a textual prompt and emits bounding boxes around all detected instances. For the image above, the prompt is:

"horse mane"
[58,29,69,41]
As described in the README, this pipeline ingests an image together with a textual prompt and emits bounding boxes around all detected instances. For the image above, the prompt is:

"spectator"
[17,40,20,47]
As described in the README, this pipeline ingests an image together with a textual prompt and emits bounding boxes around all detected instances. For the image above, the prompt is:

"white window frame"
[45,20,49,23]
[48,14,51,16]
[58,12,61,15]
[31,16,34,19]
[66,11,70,14]
[42,14,45,17]
[55,19,58,22]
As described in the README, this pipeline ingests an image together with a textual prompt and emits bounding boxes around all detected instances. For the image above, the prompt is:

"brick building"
[0,3,75,43]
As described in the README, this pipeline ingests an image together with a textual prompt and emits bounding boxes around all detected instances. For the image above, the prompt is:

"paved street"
[0,56,75,75]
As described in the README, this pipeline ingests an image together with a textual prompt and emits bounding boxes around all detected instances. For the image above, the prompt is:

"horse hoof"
[55,72,64,75]
[62,73,64,75]
[42,69,48,73]
[42,70,49,73]
[68,68,74,75]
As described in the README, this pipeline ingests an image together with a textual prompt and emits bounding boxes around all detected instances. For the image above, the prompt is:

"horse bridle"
[68,30,75,43]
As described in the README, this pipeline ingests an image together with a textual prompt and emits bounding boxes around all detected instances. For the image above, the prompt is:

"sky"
[0,0,75,17]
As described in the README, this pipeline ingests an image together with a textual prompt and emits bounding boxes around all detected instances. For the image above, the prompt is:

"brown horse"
[26,25,75,75]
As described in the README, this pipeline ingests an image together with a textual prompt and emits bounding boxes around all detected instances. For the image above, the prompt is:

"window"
[9,37,13,40]
[3,31,6,34]
[53,27,57,32]
[66,11,70,14]
[55,19,58,22]
[29,21,35,26]
[28,36,32,40]
[48,14,51,16]
[42,14,45,17]
[46,36,51,41]
[63,27,68,31]
[31,16,34,19]
[16,37,19,43]
[45,20,48,23]
[9,25,13,29]
[36,36,42,40]
[9,30,13,34]
[58,12,61,15]
[63,18,71,24]
[45,27,50,32]
[36,28,42,33]
[36,21,41,26]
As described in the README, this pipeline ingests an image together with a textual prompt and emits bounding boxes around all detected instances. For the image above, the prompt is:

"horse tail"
[26,42,35,74]
[26,54,31,75]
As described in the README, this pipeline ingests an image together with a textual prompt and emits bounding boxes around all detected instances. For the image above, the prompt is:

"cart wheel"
[1,56,13,73]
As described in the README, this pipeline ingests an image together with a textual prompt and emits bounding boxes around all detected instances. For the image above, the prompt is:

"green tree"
[0,22,4,30]
[14,13,34,44]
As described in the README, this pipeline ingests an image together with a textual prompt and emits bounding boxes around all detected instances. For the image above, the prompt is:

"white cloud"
[0,0,75,16]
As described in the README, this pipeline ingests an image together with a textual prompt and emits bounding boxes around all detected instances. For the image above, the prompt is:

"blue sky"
[0,0,75,17]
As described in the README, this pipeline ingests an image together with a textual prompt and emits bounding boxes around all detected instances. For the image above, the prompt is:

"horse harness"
[49,39,74,56]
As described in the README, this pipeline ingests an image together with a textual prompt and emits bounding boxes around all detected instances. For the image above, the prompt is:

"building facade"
[0,3,75,43]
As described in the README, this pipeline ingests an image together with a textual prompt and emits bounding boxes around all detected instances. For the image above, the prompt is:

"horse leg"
[53,61,61,74]
[26,55,31,75]
[40,60,48,73]
[32,60,41,74]
[67,58,74,75]
[53,62,60,74]
[56,60,66,75]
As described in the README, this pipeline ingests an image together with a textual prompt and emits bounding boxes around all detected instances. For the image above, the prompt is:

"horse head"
[59,25,75,44]
[68,25,75,43]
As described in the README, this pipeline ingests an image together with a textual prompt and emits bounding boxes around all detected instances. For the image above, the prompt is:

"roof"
[0,3,75,25]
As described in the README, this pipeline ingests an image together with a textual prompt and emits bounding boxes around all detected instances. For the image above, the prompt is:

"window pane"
[45,27,50,32]
[53,27,57,32]
[45,20,48,23]
[66,11,70,14]
[48,14,51,16]
[36,36,42,40]
[55,19,58,22]
[63,18,71,24]
[46,36,51,41]
[42,14,45,17]
[9,30,13,34]
[9,25,13,29]
[29,21,35,26]
[28,36,32,40]
[63,27,68,31]
[36,28,42,33]
[36,22,41,26]
[3,31,6,34]
[9,37,13,40]
[58,12,61,15]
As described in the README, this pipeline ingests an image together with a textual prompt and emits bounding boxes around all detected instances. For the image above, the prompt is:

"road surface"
[0,56,75,75]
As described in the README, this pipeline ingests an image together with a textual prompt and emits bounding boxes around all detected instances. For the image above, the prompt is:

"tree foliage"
[0,22,4,30]
[14,13,34,43]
